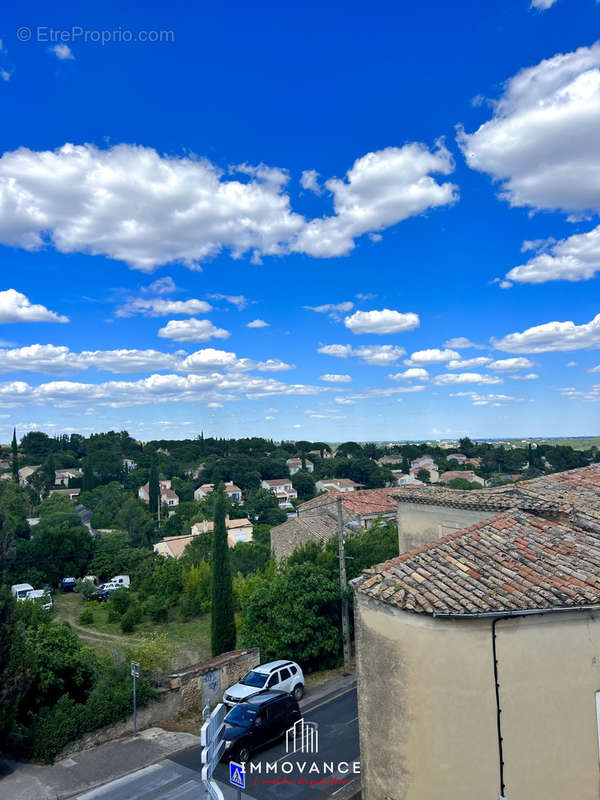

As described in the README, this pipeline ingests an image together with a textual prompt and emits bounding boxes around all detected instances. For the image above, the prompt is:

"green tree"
[20,431,56,461]
[0,586,19,745]
[240,563,341,671]
[211,484,236,655]
[82,461,95,492]
[116,498,154,546]
[416,468,430,484]
[292,470,316,500]
[11,428,18,483]
[43,453,56,492]
[149,461,159,517]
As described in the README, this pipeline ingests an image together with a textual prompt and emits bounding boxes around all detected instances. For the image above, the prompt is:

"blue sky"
[1,0,600,443]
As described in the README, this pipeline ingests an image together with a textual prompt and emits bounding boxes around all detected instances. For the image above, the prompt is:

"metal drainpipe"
[492,615,510,800]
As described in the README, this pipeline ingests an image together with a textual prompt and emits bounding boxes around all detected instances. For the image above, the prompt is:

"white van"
[109,575,130,588]
[11,583,34,600]
[24,589,53,611]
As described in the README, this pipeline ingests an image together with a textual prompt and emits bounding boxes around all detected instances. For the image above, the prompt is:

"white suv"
[223,660,305,706]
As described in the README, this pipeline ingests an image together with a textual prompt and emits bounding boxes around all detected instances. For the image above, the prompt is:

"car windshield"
[241,670,268,688]
[226,705,257,727]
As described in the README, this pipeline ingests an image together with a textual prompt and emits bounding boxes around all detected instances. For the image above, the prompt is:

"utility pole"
[337,497,351,669]
[131,661,140,736]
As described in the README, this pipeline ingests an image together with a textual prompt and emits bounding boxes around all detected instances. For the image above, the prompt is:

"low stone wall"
[60,647,260,758]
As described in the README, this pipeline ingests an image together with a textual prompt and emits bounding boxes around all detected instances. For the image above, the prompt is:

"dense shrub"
[145,595,169,623]
[120,601,142,633]
[78,608,94,626]
[30,667,156,762]
[109,588,130,616]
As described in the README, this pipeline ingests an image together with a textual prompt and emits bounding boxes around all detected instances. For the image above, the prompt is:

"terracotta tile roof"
[438,470,479,483]
[353,509,600,615]
[264,478,293,487]
[319,478,362,489]
[273,514,340,544]
[299,487,397,517]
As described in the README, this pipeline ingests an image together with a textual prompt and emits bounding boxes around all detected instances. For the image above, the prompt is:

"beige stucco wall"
[354,593,600,800]
[396,501,496,552]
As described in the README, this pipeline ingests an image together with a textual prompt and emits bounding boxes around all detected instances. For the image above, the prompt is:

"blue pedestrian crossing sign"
[230,760,245,789]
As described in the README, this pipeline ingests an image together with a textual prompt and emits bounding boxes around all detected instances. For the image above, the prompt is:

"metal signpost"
[229,760,245,798]
[130,661,140,737]
[200,703,227,800]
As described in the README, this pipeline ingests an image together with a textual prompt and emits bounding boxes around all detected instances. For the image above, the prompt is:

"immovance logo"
[285,718,319,754]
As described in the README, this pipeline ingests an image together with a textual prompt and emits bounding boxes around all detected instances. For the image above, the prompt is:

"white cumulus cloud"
[488,357,535,371]
[459,43,600,287]
[458,42,600,215]
[405,348,460,366]
[505,225,600,285]
[51,44,74,60]
[344,308,420,335]
[432,372,503,385]
[493,313,600,353]
[446,357,492,369]
[0,289,69,324]
[247,319,269,328]
[387,368,429,380]
[0,141,457,270]
[443,337,486,349]
[158,318,230,342]
[318,343,407,366]
[300,169,322,194]
[115,297,213,317]
[291,142,458,257]
[320,374,352,383]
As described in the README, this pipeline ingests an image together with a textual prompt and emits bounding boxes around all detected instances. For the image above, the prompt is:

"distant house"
[193,481,242,502]
[410,455,438,471]
[391,471,424,487]
[154,515,253,556]
[54,468,83,486]
[186,463,205,480]
[315,478,362,493]
[49,487,81,502]
[286,457,314,475]
[138,479,179,508]
[0,458,10,472]
[271,487,398,560]
[261,478,298,508]
[18,465,41,487]
[191,515,253,547]
[439,470,485,486]
[446,453,468,465]
[376,455,404,466]
[307,449,333,460]
[409,456,439,484]
[122,458,137,472]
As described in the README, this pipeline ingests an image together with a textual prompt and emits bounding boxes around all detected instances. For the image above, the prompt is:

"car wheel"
[293,684,304,701]
[237,745,250,763]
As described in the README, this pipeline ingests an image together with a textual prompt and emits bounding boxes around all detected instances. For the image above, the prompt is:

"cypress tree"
[11,429,18,483]
[149,461,159,517]
[43,452,55,490]
[82,461,95,492]
[211,482,236,656]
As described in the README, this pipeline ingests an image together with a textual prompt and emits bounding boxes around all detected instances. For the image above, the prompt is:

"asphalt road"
[78,682,359,800]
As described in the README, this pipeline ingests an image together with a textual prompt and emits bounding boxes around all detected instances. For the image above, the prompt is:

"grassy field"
[53,592,212,667]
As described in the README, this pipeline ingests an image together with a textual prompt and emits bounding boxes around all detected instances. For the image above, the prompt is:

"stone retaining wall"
[60,647,260,758]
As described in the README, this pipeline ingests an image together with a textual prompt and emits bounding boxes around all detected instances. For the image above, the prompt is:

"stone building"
[270,488,398,561]
[352,464,600,800]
